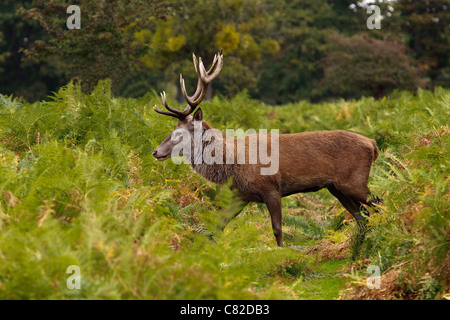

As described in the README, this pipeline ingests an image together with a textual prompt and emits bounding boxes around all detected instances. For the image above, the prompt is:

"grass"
[0,81,448,299]
[298,277,349,300]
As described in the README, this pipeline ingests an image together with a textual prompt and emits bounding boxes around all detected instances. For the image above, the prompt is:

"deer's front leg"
[265,194,283,247]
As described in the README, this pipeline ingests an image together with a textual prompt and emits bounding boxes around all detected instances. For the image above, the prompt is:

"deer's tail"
[372,140,379,163]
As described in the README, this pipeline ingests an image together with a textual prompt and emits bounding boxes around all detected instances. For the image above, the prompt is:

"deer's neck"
[189,121,234,185]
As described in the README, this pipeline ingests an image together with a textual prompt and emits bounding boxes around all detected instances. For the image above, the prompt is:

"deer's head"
[152,52,223,161]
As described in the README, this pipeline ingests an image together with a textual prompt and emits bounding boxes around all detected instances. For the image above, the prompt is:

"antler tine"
[182,84,208,111]
[178,53,203,107]
[153,91,184,119]
[153,105,181,119]
[192,52,200,76]
[199,53,223,84]
[160,91,184,116]
[180,74,203,105]
[206,53,219,74]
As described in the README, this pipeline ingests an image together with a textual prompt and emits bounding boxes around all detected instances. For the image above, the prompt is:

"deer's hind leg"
[327,185,371,260]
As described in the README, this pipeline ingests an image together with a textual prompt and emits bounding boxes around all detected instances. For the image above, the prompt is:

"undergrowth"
[0,81,448,299]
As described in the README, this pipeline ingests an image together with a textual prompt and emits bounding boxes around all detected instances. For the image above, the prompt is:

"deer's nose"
[152,150,157,157]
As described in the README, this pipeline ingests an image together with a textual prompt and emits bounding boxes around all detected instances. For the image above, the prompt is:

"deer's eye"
[172,130,184,140]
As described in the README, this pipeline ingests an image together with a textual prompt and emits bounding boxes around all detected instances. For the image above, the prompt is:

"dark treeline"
[0,0,449,103]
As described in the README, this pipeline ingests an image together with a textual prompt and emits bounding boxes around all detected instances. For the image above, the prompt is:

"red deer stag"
[152,52,381,259]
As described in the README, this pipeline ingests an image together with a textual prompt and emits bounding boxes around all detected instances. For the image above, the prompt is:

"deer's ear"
[193,107,203,121]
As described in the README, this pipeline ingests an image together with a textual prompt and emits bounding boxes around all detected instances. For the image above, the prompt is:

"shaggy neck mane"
[190,121,234,184]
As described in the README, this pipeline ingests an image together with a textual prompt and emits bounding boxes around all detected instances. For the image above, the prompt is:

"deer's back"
[232,130,378,201]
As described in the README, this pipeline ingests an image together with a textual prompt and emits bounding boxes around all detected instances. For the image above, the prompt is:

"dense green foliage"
[394,0,450,88]
[0,0,65,102]
[0,82,448,299]
[1,0,449,102]
[17,0,168,94]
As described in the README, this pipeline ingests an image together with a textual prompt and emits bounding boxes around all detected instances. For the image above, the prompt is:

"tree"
[0,0,64,101]
[393,0,450,87]
[253,0,371,104]
[319,33,424,99]
[126,0,280,99]
[18,0,168,94]
[1,0,441,103]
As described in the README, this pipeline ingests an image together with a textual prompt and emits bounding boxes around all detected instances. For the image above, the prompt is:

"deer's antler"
[153,51,223,120]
